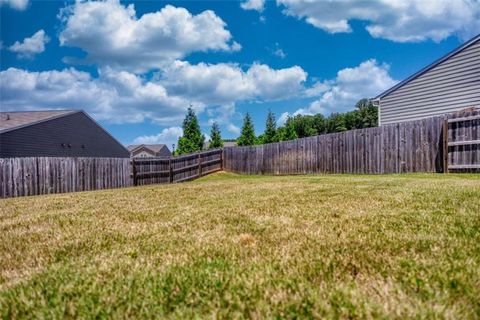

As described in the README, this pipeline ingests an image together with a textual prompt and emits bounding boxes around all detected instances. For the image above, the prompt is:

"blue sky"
[1,0,479,149]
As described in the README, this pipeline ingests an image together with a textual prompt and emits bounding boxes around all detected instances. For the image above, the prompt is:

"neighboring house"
[373,34,480,125]
[203,140,237,149]
[223,140,237,148]
[127,144,172,158]
[0,110,130,158]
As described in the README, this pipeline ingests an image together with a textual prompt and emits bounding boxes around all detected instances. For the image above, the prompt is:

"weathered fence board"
[446,110,480,172]
[0,150,223,198]
[224,110,479,175]
[0,157,132,198]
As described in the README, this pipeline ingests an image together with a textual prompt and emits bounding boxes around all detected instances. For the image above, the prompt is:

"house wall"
[379,38,480,125]
[133,150,155,158]
[0,112,130,158]
[131,149,155,158]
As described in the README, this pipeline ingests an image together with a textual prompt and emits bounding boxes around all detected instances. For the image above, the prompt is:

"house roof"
[127,144,167,153]
[203,140,237,149]
[0,110,77,133]
[0,109,130,154]
[223,141,237,147]
[374,33,480,100]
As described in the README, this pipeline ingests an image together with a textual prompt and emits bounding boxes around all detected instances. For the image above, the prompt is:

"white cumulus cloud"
[0,60,308,126]
[241,0,265,12]
[133,126,183,148]
[8,30,49,59]
[277,0,480,42]
[161,60,307,105]
[0,0,28,10]
[0,67,197,125]
[227,123,241,135]
[289,59,397,117]
[59,0,240,72]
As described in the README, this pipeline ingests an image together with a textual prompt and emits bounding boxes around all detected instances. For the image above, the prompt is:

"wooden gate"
[444,113,480,172]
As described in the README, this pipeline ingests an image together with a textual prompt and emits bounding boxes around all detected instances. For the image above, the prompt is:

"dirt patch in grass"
[1,172,479,318]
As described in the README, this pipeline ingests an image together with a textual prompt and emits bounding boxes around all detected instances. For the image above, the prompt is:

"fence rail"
[132,149,223,186]
[446,111,480,172]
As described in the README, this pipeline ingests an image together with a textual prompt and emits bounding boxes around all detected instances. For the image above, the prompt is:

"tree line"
[175,98,377,154]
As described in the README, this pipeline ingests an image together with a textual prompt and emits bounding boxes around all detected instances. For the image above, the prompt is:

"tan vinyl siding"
[380,39,480,125]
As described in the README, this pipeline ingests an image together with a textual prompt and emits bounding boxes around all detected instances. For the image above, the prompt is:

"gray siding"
[380,39,480,125]
[0,112,130,158]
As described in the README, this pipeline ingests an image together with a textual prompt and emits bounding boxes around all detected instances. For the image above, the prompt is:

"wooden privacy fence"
[224,110,480,175]
[132,149,222,186]
[0,157,132,198]
[0,149,223,198]
[1,111,477,199]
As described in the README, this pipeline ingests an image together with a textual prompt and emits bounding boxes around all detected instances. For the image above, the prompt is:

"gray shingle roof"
[0,110,77,133]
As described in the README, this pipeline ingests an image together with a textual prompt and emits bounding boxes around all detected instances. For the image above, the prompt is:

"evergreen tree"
[256,134,265,145]
[176,107,205,155]
[237,113,256,146]
[263,110,277,144]
[209,122,223,149]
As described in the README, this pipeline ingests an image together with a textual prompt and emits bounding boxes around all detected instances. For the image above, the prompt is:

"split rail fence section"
[132,149,223,186]
[224,110,480,175]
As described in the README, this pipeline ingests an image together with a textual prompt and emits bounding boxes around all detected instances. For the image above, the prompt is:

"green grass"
[1,172,479,319]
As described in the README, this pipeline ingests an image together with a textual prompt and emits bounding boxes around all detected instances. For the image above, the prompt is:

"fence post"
[169,158,173,183]
[221,148,224,171]
[443,117,449,173]
[198,153,202,177]
[131,158,137,186]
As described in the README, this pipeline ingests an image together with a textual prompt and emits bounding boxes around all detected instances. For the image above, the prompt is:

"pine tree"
[263,110,277,144]
[176,107,205,155]
[209,122,223,149]
[237,113,256,146]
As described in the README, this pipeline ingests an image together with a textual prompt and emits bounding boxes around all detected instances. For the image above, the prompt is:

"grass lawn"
[1,172,480,319]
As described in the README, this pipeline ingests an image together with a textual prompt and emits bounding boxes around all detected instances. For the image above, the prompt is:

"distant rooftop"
[203,140,237,149]
[127,144,167,153]
[0,110,77,133]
